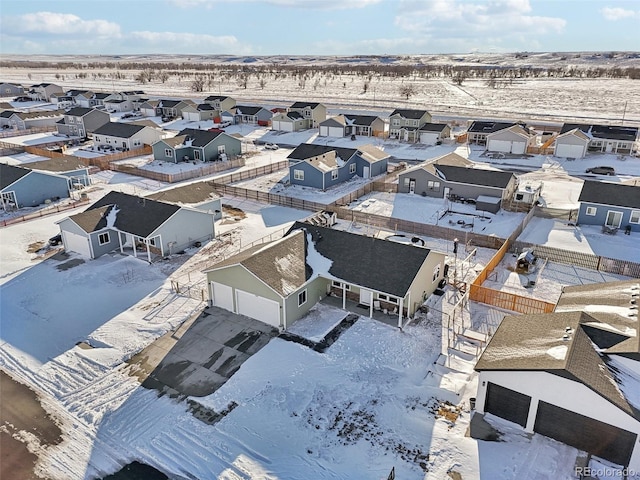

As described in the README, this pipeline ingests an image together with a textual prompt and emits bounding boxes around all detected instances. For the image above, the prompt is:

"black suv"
[585,166,615,175]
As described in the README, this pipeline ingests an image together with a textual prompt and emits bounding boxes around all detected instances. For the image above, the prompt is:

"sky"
[0,0,639,56]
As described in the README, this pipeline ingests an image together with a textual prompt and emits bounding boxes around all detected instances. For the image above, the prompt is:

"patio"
[320,294,404,329]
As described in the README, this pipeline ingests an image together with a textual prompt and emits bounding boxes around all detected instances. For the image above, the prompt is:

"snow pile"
[104,205,119,229]
[305,232,333,279]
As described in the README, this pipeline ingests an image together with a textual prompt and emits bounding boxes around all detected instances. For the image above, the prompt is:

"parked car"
[264,143,279,150]
[585,166,615,175]
[48,234,62,246]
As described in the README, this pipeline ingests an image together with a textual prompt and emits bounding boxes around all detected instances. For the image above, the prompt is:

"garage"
[420,132,438,145]
[534,401,636,466]
[326,126,344,137]
[210,281,234,312]
[488,139,525,154]
[555,143,586,159]
[62,230,91,257]
[235,289,281,328]
[183,111,200,122]
[510,141,526,154]
[484,382,531,427]
[273,120,293,132]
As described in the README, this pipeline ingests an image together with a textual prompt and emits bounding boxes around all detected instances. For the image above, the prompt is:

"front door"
[194,150,201,161]
[409,179,416,194]
[606,142,614,153]
[605,211,623,228]
[359,288,373,306]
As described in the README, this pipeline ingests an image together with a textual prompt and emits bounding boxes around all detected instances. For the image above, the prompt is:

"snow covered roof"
[287,222,434,298]
[356,144,390,163]
[560,123,639,141]
[69,191,180,237]
[578,180,640,209]
[401,152,473,176]
[173,128,226,147]
[148,181,221,206]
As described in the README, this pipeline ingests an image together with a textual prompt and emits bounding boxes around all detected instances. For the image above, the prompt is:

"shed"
[475,195,501,214]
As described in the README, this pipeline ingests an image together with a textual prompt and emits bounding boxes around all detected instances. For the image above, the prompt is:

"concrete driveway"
[128,306,278,397]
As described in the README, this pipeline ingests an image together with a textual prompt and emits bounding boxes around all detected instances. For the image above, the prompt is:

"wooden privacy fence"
[213,160,289,184]
[23,145,153,171]
[469,284,555,314]
[212,183,330,212]
[1,198,90,227]
[113,157,244,183]
[512,241,640,278]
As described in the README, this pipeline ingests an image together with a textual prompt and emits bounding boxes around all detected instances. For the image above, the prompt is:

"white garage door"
[319,126,329,136]
[511,141,526,154]
[236,289,280,328]
[62,230,91,257]
[328,126,344,137]
[210,282,234,312]
[183,111,200,122]
[556,143,585,159]
[420,132,438,145]
[273,121,293,132]
[488,140,511,153]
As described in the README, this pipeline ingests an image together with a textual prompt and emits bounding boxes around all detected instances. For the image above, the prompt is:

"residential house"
[55,107,110,138]
[474,280,640,470]
[398,153,517,211]
[0,82,24,97]
[27,83,64,101]
[103,98,131,113]
[388,109,432,142]
[56,191,216,261]
[203,95,236,113]
[486,124,536,154]
[1,163,71,211]
[287,143,389,190]
[577,180,640,233]
[559,123,639,155]
[147,181,223,221]
[139,100,161,117]
[152,128,242,163]
[6,110,65,130]
[288,101,327,128]
[467,121,516,145]
[22,157,91,188]
[319,114,386,138]
[271,111,307,132]
[418,123,451,145]
[0,110,16,128]
[234,105,273,125]
[50,94,75,109]
[92,122,165,151]
[554,128,590,159]
[205,221,447,329]
[181,103,218,122]
[157,99,196,119]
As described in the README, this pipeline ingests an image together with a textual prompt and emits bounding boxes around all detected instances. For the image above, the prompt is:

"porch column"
[132,236,137,258]
[146,242,152,263]
[342,283,346,309]
[406,291,411,323]
[158,235,164,257]
[118,232,124,253]
[398,297,404,328]
[369,292,374,318]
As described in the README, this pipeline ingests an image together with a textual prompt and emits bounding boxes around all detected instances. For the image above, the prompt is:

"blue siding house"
[287,143,389,190]
[577,180,640,233]
[1,163,70,211]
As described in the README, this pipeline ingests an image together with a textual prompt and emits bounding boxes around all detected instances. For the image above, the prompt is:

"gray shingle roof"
[578,180,640,209]
[561,123,639,141]
[435,164,514,189]
[390,109,429,119]
[288,143,358,162]
[70,191,180,237]
[175,128,223,147]
[65,107,96,117]
[288,222,432,297]
[93,122,147,138]
[344,114,380,126]
[419,123,448,132]
[467,121,516,133]
[0,163,30,189]
[147,180,220,205]
[290,101,321,109]
[235,105,264,116]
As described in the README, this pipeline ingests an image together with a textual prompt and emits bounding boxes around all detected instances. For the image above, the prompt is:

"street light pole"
[453,238,459,281]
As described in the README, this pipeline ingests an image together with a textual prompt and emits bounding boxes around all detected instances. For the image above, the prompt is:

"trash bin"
[469,397,476,410]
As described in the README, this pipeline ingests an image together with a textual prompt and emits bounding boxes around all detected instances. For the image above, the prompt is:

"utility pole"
[622,100,628,126]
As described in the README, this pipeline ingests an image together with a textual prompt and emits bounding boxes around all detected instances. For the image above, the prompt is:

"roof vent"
[565,326,572,333]
[562,334,570,341]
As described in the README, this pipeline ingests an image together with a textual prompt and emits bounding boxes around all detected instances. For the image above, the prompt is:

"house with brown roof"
[474,280,640,469]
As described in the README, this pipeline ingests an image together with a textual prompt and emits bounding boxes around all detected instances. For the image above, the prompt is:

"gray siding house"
[0,83,24,97]
[203,95,236,113]
[467,121,516,145]
[577,180,640,233]
[287,143,389,190]
[234,105,273,125]
[389,109,432,142]
[56,107,111,138]
[0,164,70,211]
[27,83,64,101]
[288,102,326,128]
[559,123,639,155]
[319,114,386,138]
[147,181,223,221]
[152,128,242,163]
[205,222,446,330]
[56,191,216,261]
[23,157,91,188]
[92,122,164,150]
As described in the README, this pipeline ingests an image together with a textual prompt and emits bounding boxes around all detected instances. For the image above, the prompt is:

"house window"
[331,169,338,180]
[349,163,356,174]
[68,117,75,123]
[392,119,400,126]
[98,232,110,245]
[165,148,173,158]
[147,237,156,246]
[433,264,441,282]
[132,139,142,147]
[294,169,304,181]
[218,145,226,154]
[428,181,441,191]
[332,281,350,291]
[94,136,100,143]
[298,289,307,307]
[413,120,418,126]
[585,206,597,216]
[377,293,398,304]
[404,178,410,187]
[630,210,640,224]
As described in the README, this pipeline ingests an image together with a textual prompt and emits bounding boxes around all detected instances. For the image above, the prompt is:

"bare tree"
[158,71,170,83]
[191,75,206,92]
[452,71,467,86]
[399,83,416,100]
[259,78,267,89]
[237,74,248,89]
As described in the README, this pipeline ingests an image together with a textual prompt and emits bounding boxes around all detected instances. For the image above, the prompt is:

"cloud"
[169,0,380,9]
[129,31,244,51]
[394,0,565,44]
[1,12,121,37]
[601,6,640,20]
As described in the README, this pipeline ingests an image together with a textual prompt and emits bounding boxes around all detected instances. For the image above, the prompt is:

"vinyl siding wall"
[7,172,69,207]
